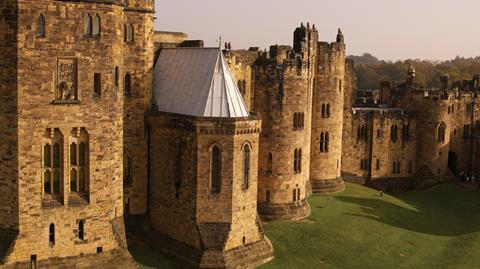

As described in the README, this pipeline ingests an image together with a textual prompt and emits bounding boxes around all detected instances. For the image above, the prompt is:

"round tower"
[255,23,317,221]
[310,29,346,193]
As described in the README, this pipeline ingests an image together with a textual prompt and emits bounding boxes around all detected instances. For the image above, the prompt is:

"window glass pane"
[70,169,77,192]
[44,170,51,194]
[36,15,45,36]
[79,168,86,193]
[79,143,86,166]
[44,144,51,167]
[53,143,60,168]
[211,146,221,192]
[70,143,77,165]
[53,170,60,194]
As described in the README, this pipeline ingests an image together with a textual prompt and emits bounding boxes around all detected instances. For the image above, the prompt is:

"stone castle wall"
[0,0,19,230]
[341,110,417,181]
[148,113,202,249]
[1,0,154,265]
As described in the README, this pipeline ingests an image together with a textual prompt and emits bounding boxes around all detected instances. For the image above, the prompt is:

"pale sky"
[155,0,480,61]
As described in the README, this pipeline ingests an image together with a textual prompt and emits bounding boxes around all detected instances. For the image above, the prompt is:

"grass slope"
[259,183,480,269]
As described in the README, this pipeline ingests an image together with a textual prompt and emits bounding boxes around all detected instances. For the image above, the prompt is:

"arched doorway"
[448,151,458,175]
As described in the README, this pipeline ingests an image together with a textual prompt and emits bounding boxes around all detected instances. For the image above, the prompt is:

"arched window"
[123,24,127,42]
[49,224,55,245]
[92,14,101,36]
[124,151,133,185]
[325,132,330,152]
[321,104,326,118]
[320,132,325,152]
[124,73,131,96]
[126,24,134,42]
[43,129,63,199]
[36,14,45,37]
[391,124,398,142]
[267,153,273,173]
[84,13,92,36]
[242,143,251,190]
[294,148,302,173]
[300,113,304,128]
[69,128,89,195]
[129,24,134,42]
[210,145,222,193]
[437,122,446,143]
[339,79,342,92]
[293,113,298,129]
[326,104,331,117]
[115,67,119,87]
[78,220,85,240]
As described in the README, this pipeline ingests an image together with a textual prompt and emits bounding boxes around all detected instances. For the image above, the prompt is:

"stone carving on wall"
[56,58,78,101]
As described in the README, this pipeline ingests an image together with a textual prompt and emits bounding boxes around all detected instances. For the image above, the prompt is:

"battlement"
[318,41,346,55]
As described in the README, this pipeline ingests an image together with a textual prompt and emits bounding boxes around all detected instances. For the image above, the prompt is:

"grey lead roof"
[153,48,249,118]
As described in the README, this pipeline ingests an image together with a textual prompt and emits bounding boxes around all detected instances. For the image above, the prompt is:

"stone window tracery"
[43,128,63,201]
[69,128,89,195]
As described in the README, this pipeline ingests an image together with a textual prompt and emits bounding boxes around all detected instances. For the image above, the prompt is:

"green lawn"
[259,183,480,269]
[130,183,480,269]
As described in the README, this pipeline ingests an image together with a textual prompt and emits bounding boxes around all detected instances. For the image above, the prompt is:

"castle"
[0,1,479,268]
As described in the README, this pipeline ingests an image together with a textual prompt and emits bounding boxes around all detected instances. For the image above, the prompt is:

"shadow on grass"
[334,184,480,236]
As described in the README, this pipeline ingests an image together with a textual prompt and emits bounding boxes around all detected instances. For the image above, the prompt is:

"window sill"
[42,197,64,208]
[84,35,101,39]
[74,239,88,245]
[52,99,80,105]
[68,193,90,207]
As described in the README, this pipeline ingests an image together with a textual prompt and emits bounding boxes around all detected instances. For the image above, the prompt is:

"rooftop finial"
[336,28,344,43]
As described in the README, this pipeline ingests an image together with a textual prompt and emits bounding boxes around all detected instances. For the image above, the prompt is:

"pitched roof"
[153,48,249,118]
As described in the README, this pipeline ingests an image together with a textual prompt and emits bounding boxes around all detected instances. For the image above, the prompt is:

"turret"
[336,28,344,43]
[310,29,347,193]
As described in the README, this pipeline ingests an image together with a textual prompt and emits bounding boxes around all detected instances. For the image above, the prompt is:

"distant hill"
[347,53,381,65]
[349,54,480,91]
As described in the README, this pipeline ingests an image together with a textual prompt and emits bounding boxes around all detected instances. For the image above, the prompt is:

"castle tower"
[0,0,154,267]
[148,48,273,268]
[310,29,346,193]
[122,0,155,216]
[255,23,317,221]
